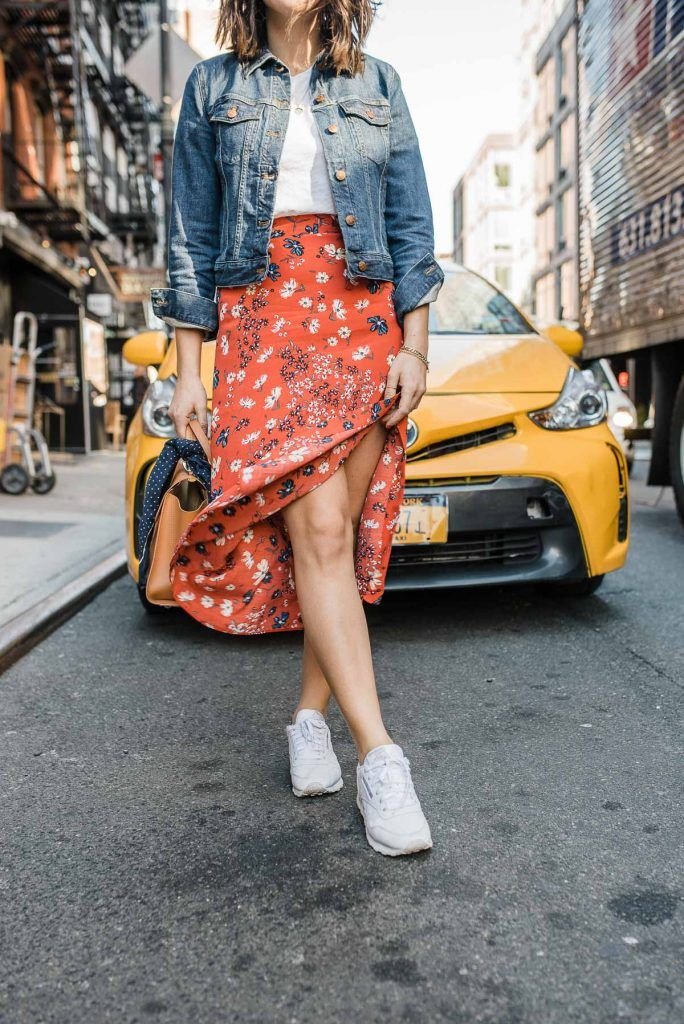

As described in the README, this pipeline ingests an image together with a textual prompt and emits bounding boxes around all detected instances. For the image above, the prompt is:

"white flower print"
[257,346,274,362]
[318,460,329,474]
[308,318,320,334]
[280,278,299,297]
[323,243,337,257]
[177,590,196,603]
[242,430,261,444]
[253,374,268,390]
[252,558,270,583]
[242,550,254,569]
[330,299,347,320]
[264,387,282,409]
[231,303,243,317]
[236,369,246,382]
[242,466,255,483]
[210,407,220,431]
[315,271,330,283]
[354,298,370,310]
[363,518,380,529]
[299,296,314,309]
[200,595,215,608]
[271,316,287,333]
[338,326,351,339]
[239,397,256,408]
[265,418,277,431]
[230,458,242,471]
[220,599,234,617]
[352,346,372,361]
[211,456,222,476]
[316,302,326,312]
[326,335,338,346]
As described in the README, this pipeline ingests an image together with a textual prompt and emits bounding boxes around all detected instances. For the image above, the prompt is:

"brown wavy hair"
[216,1,380,76]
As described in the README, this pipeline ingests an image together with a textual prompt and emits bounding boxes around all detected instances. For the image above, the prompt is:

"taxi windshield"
[429,267,535,335]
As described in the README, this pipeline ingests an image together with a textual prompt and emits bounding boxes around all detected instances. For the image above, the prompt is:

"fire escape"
[1,0,159,247]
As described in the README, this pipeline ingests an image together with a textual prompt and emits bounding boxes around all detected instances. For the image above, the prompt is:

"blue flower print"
[368,315,389,336]
[343,420,354,430]
[284,238,304,257]
[266,262,281,281]
[273,612,290,629]
[215,427,230,447]
[213,368,219,388]
[371,402,382,420]
[366,280,382,294]
[277,478,295,499]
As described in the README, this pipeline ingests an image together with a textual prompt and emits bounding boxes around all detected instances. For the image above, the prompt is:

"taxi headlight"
[612,407,635,429]
[141,376,177,438]
[529,368,607,430]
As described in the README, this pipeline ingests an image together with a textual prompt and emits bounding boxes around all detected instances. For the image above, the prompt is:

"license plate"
[393,494,449,545]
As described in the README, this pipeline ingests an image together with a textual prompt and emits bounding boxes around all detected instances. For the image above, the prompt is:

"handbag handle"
[184,417,210,458]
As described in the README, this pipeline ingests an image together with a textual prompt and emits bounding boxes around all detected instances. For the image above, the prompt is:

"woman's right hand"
[169,375,208,437]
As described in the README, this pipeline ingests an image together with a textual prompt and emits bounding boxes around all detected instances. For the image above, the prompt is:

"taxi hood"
[425,333,571,395]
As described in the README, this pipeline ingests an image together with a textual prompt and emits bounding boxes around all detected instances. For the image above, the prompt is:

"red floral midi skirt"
[170,213,407,634]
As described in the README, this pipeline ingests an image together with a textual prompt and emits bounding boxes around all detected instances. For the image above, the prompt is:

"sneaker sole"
[356,795,433,856]
[292,776,344,798]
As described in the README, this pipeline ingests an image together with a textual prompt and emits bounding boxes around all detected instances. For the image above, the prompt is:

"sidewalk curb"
[0,550,127,674]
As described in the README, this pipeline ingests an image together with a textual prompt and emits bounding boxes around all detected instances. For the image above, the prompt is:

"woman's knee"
[290,507,354,568]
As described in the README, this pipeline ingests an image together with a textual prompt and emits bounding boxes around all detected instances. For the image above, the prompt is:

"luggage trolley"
[0,312,56,495]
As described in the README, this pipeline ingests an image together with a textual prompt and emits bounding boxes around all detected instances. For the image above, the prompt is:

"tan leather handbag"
[145,420,210,607]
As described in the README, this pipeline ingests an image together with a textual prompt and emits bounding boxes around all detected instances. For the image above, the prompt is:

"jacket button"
[314,93,325,104]
[365,109,375,118]
[335,169,346,181]
[327,123,338,134]
[358,260,368,271]
[227,106,238,118]
[345,214,356,226]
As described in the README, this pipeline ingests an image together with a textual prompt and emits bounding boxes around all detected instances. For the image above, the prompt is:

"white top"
[273,66,336,217]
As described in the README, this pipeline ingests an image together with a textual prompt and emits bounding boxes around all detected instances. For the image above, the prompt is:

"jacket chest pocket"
[338,98,391,166]
[209,97,263,164]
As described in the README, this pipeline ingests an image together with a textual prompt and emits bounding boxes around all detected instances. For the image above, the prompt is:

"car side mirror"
[122,330,168,367]
[542,324,584,358]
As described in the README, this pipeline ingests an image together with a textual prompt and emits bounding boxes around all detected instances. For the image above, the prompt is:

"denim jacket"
[150,48,444,338]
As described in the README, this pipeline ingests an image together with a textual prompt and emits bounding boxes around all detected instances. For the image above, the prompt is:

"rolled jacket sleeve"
[150,63,221,339]
[385,67,444,324]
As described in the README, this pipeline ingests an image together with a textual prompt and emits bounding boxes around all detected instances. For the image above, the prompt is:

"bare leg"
[292,423,389,724]
[283,424,392,758]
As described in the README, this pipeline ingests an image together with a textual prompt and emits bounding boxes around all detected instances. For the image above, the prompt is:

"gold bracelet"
[398,344,430,370]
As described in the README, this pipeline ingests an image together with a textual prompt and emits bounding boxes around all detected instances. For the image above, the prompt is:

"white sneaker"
[286,709,343,798]
[356,743,433,856]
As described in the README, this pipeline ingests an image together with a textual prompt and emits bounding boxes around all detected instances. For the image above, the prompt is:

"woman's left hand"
[382,305,430,428]
[382,351,427,428]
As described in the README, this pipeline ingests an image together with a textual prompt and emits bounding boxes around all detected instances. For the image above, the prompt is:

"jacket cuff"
[392,254,444,324]
[150,288,218,339]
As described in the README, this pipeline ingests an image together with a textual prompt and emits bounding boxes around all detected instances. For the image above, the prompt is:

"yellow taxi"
[124,263,629,608]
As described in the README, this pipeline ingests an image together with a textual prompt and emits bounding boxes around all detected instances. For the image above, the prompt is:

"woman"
[151,0,444,856]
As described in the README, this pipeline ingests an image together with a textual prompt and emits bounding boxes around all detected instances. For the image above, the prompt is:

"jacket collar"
[242,46,328,78]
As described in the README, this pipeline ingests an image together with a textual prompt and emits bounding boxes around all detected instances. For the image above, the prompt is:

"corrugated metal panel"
[577,0,684,356]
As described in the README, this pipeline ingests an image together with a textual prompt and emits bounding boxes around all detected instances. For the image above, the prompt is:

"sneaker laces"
[292,716,329,758]
[364,754,415,812]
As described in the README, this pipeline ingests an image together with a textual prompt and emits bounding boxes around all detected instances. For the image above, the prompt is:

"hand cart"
[0,312,56,495]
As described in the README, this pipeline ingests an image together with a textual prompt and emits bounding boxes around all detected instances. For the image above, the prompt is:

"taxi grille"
[407,422,516,463]
[391,529,542,567]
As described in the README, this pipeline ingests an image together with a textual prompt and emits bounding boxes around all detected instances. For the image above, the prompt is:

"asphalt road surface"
[1,474,682,1023]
